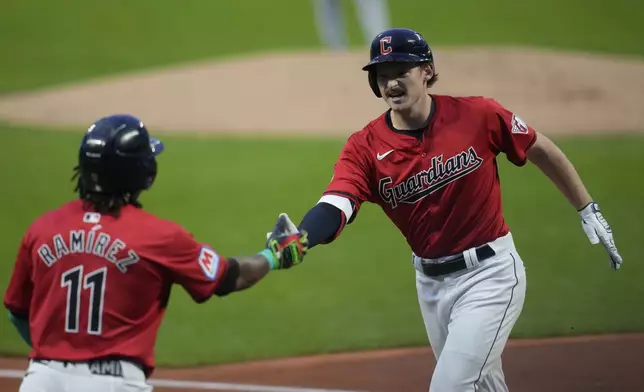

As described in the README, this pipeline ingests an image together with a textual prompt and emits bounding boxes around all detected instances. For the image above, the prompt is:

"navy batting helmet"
[76,114,164,196]
[362,28,434,97]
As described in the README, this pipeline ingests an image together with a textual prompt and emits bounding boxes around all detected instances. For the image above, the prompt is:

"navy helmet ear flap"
[368,71,382,98]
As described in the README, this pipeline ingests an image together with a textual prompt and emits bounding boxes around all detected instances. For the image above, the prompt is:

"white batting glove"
[266,213,300,240]
[578,202,623,270]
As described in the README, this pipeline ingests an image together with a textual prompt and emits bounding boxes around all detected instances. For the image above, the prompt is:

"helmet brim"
[150,137,165,156]
[362,53,431,71]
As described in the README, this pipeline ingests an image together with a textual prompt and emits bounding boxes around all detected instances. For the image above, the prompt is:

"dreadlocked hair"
[71,165,143,218]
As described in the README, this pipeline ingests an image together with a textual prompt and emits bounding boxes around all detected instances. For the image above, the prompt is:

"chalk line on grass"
[0,369,364,392]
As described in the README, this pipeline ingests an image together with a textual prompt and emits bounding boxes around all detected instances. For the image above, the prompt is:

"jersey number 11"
[61,266,107,335]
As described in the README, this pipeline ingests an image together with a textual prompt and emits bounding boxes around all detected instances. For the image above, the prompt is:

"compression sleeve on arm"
[298,201,348,248]
[8,311,32,347]
[213,258,240,297]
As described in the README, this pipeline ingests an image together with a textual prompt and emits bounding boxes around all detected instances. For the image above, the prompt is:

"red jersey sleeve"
[323,133,373,212]
[4,231,34,317]
[156,226,229,303]
[486,99,538,166]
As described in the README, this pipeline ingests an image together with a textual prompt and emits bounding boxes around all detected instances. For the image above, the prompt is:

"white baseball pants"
[415,232,527,392]
[18,359,153,392]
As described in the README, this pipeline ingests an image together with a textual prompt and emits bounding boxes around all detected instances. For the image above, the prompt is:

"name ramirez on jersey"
[37,227,139,273]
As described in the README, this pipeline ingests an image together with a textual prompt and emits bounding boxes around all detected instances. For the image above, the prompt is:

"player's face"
[375,62,431,111]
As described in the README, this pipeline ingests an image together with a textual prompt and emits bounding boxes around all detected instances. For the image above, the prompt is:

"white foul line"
[0,369,364,392]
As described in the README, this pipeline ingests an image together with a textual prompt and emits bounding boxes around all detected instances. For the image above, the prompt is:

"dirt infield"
[1,47,644,135]
[1,334,643,391]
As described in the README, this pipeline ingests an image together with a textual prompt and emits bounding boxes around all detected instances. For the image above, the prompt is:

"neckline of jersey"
[385,94,438,140]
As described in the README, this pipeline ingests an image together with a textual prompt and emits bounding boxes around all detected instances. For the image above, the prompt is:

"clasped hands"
[263,213,309,270]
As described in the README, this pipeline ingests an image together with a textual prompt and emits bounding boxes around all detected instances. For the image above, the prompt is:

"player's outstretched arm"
[298,202,346,248]
[264,132,368,251]
[214,215,309,296]
[526,132,623,270]
[218,254,271,294]
[162,215,309,301]
[266,203,347,251]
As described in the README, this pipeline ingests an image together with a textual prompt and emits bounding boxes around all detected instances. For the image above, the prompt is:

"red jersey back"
[324,94,537,258]
[3,200,229,375]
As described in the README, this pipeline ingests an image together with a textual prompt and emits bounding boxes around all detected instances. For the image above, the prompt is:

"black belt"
[419,244,496,277]
[33,358,139,378]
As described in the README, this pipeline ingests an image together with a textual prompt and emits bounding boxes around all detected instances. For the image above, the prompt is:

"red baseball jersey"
[324,94,537,258]
[3,200,229,375]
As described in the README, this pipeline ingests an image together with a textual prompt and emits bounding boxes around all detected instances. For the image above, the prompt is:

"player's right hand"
[265,213,309,269]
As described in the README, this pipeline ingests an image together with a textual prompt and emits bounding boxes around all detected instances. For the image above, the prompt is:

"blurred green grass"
[393,0,644,55]
[2,0,644,93]
[0,0,317,93]
[0,126,642,365]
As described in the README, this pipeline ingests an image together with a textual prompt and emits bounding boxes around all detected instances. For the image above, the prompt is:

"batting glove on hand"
[579,202,622,270]
[264,213,308,270]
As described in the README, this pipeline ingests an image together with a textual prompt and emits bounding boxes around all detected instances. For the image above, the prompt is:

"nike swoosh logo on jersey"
[377,149,394,160]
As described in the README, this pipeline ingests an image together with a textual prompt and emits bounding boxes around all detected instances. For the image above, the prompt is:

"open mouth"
[388,90,406,99]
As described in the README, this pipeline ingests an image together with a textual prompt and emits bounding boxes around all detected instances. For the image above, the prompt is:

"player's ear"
[422,64,434,82]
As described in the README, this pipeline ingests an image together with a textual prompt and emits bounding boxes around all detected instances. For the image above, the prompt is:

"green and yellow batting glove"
[262,213,309,270]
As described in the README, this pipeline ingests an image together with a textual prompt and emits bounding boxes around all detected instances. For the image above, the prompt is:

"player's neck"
[390,93,433,130]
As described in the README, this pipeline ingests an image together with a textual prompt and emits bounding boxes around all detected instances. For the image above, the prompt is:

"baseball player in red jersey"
[273,28,623,391]
[4,114,308,392]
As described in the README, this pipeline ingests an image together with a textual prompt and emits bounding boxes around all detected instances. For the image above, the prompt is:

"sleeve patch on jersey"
[198,247,220,280]
[511,114,529,134]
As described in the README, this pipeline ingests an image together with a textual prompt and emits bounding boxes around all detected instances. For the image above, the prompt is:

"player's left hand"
[578,202,623,270]
[265,213,308,269]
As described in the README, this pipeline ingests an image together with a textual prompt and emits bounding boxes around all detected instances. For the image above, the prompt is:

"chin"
[387,96,413,111]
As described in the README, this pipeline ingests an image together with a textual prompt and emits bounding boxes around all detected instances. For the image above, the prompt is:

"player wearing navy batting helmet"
[5,114,309,392]
[268,27,623,392]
